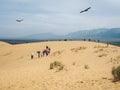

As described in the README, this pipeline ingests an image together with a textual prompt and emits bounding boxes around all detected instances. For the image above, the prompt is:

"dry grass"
[72,62,76,65]
[49,61,64,72]
[98,54,107,57]
[94,48,104,53]
[71,47,87,52]
[84,64,89,69]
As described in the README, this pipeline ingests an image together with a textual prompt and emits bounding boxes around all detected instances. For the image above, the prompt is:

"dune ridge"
[0,41,120,90]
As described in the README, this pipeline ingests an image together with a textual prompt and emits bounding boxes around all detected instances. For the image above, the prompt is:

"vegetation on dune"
[84,64,89,69]
[71,47,87,52]
[110,56,120,64]
[50,61,64,72]
[112,66,120,82]
[72,62,76,65]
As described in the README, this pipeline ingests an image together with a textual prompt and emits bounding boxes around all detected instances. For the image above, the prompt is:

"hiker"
[46,46,48,49]
[48,48,51,53]
[47,48,51,54]
[31,52,34,59]
[46,46,51,55]
[42,49,48,56]
[42,46,51,57]
[37,51,41,58]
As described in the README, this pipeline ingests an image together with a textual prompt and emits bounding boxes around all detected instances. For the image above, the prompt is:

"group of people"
[31,46,51,59]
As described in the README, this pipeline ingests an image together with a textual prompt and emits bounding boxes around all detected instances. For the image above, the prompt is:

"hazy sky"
[0,0,120,37]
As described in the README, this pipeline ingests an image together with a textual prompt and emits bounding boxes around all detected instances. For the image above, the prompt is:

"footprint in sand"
[18,56,24,59]
[109,56,120,64]
[98,53,107,57]
[3,52,12,56]
[51,50,64,56]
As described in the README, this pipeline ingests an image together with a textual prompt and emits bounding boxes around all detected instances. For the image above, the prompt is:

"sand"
[0,41,120,90]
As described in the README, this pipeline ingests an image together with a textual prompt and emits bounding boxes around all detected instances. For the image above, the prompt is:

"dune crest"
[0,41,11,46]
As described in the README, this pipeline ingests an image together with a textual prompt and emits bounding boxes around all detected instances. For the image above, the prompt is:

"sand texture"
[0,41,120,90]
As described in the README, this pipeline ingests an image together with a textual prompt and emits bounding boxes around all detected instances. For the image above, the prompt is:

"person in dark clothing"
[46,46,48,49]
[37,51,41,58]
[43,49,48,56]
[48,48,51,54]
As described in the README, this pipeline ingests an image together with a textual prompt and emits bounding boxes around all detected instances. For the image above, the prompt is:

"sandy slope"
[0,41,120,90]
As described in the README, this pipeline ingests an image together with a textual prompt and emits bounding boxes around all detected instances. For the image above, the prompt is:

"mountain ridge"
[0,28,120,41]
[23,28,120,41]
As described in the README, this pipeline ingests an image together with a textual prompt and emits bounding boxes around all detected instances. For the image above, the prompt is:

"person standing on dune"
[46,46,51,55]
[31,52,34,59]
[37,51,41,58]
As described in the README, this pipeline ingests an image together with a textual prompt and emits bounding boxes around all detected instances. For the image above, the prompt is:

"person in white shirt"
[31,52,34,59]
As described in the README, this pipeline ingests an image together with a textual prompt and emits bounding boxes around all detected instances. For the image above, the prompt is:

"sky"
[0,0,120,38]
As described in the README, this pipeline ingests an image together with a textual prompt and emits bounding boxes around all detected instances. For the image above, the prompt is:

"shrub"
[112,66,120,82]
[58,64,64,71]
[72,62,76,65]
[50,63,54,69]
[49,61,64,72]
[84,64,89,69]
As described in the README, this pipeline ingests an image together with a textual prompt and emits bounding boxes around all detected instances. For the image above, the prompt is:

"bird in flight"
[80,7,91,13]
[16,19,24,22]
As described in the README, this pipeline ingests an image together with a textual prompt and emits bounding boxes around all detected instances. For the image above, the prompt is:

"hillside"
[66,28,120,40]
[0,41,120,90]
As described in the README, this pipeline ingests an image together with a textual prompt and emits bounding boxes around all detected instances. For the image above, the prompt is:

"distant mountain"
[65,28,120,41]
[21,28,120,41]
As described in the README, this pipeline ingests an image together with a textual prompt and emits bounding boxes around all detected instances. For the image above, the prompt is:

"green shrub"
[49,61,64,72]
[112,66,120,82]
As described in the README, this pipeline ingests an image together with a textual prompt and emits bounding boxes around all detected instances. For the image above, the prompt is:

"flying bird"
[16,19,24,22]
[80,7,91,13]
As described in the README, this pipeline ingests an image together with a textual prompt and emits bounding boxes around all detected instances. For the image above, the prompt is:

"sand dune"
[0,41,120,90]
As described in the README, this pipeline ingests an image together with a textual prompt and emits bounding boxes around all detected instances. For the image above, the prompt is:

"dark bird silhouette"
[80,7,91,13]
[16,19,24,22]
